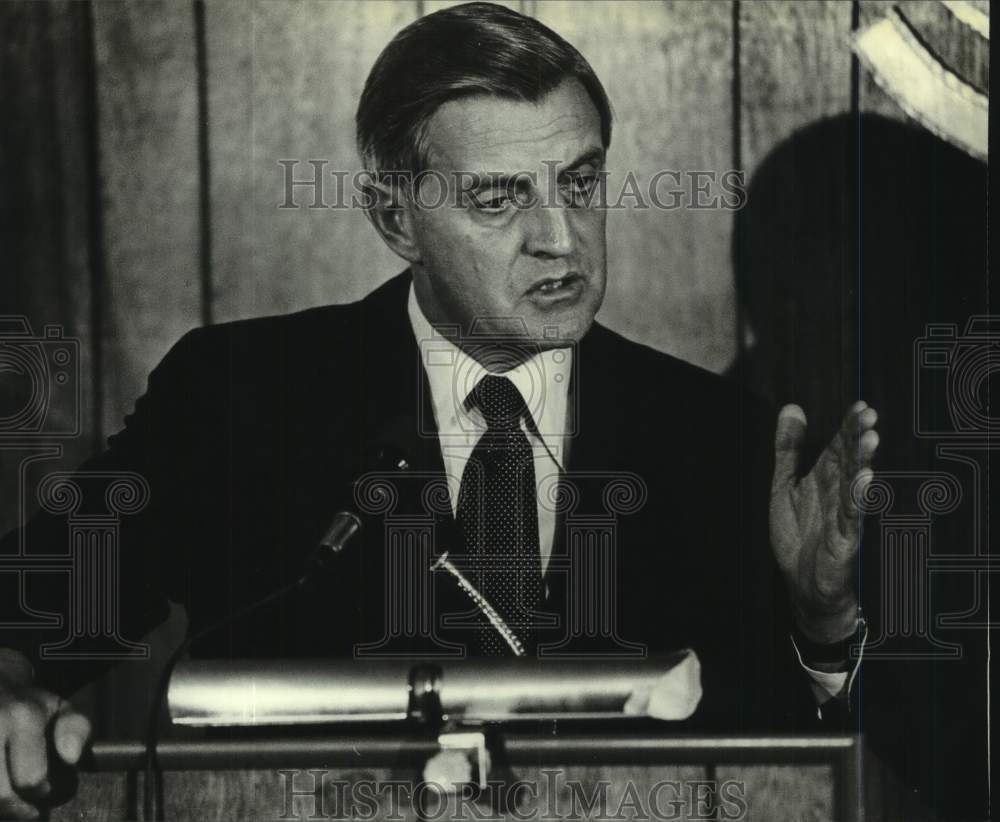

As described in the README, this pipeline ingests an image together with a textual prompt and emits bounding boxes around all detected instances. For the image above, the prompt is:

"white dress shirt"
[407,285,571,575]
[407,283,853,701]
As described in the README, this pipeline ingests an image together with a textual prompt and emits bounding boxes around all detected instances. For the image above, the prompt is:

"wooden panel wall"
[207,1,416,324]
[90,1,204,438]
[0,2,97,536]
[739,1,853,179]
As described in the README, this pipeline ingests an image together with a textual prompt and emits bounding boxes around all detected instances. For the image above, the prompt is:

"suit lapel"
[538,323,625,620]
[356,270,446,478]
[565,322,622,473]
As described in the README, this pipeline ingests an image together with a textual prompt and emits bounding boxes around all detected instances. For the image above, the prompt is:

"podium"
[51,657,864,820]
[55,732,861,821]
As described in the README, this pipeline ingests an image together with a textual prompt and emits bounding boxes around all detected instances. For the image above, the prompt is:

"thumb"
[52,707,91,765]
[773,404,807,487]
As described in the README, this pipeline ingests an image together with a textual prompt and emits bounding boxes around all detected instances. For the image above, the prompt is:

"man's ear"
[362,176,422,264]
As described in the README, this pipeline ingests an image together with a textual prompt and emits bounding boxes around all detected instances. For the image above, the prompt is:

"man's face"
[406,78,608,350]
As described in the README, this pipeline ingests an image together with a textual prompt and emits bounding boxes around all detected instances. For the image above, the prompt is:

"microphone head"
[309,511,362,574]
[319,510,362,552]
[307,444,407,577]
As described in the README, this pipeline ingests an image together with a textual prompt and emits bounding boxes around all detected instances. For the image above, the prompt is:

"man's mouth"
[527,273,583,297]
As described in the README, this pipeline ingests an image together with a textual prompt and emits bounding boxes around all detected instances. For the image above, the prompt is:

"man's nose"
[524,202,574,259]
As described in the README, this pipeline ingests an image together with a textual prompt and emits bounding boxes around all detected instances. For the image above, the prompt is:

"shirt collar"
[407,282,572,467]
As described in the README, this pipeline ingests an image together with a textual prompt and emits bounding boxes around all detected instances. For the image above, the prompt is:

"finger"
[52,709,90,765]
[840,407,879,477]
[838,403,866,443]
[839,427,879,535]
[843,422,880,482]
[838,467,874,541]
[854,405,878,434]
[840,401,875,439]
[859,428,880,462]
[0,749,39,820]
[773,404,807,486]
[4,702,50,802]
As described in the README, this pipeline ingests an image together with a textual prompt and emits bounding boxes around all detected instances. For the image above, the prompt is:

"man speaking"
[0,4,878,817]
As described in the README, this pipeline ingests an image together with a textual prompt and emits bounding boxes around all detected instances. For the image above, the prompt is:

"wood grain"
[717,764,832,821]
[739,0,854,180]
[534,0,737,374]
[0,1,97,531]
[90,1,202,436]
[50,762,838,821]
[206,0,418,325]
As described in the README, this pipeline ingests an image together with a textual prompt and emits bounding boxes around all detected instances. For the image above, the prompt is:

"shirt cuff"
[790,619,868,704]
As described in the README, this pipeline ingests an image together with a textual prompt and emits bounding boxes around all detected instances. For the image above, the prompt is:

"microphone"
[309,511,362,573]
[320,510,363,552]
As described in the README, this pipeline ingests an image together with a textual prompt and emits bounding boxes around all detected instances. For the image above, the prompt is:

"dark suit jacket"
[3,270,825,732]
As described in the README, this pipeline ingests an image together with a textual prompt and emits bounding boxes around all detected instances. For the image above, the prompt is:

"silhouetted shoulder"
[583,321,771,416]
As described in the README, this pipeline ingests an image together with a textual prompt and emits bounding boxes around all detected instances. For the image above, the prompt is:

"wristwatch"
[791,611,868,665]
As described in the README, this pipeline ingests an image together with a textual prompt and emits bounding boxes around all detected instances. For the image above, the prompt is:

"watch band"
[792,613,867,665]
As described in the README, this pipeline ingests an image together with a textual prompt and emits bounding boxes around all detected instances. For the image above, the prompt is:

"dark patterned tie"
[456,374,543,655]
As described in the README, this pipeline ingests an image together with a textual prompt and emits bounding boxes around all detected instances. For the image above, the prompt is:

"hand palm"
[769,403,879,641]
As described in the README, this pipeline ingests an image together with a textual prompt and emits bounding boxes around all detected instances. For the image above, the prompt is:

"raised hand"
[770,401,879,644]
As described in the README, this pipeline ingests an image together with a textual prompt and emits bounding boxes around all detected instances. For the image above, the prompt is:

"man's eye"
[472,191,513,212]
[567,174,598,195]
